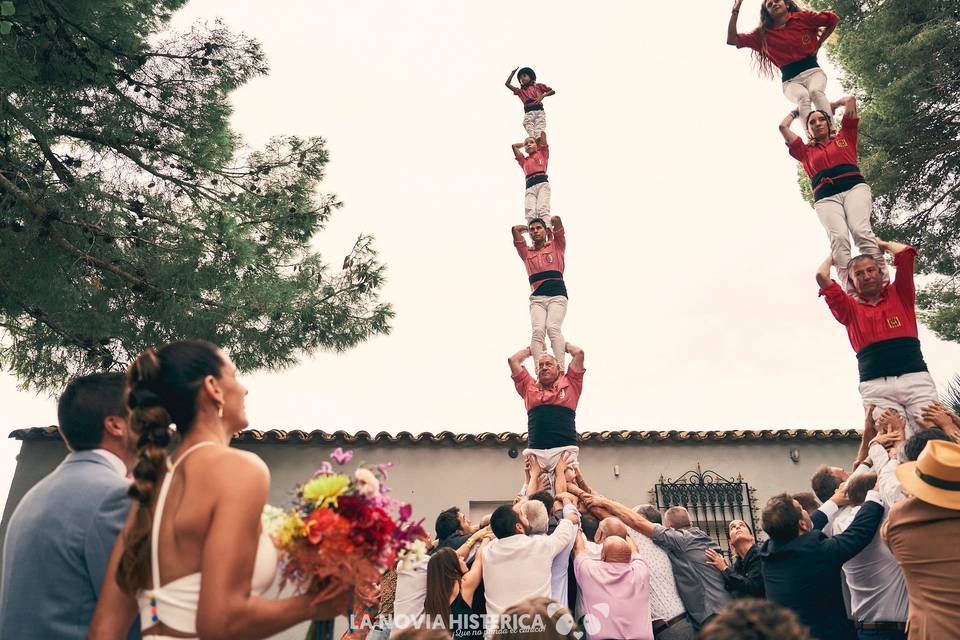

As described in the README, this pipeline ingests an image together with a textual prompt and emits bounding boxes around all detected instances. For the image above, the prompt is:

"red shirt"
[819,248,918,353]
[788,112,860,179]
[515,143,549,178]
[737,11,838,68]
[512,365,584,412]
[515,228,565,291]
[512,82,553,109]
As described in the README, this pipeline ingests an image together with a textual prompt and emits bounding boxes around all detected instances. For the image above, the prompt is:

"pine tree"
[807,0,960,342]
[0,1,392,390]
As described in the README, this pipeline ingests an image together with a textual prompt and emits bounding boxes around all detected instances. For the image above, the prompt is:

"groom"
[0,372,140,640]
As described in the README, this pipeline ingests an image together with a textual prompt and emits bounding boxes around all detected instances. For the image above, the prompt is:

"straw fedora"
[895,440,960,510]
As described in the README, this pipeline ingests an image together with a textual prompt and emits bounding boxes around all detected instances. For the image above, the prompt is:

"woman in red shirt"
[780,95,887,293]
[727,0,839,124]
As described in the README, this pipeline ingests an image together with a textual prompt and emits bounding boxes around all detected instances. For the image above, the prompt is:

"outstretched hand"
[705,548,728,572]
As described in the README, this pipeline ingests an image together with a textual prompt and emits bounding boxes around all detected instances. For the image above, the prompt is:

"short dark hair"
[434,507,461,541]
[762,493,803,544]
[581,513,600,541]
[845,472,877,506]
[528,217,547,230]
[491,505,522,539]
[57,372,128,451]
[903,428,955,462]
[698,598,811,640]
[517,66,536,82]
[792,492,821,514]
[635,504,663,524]
[810,466,843,503]
[528,490,555,516]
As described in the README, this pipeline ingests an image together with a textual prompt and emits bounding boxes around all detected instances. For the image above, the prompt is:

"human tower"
[503,0,942,485]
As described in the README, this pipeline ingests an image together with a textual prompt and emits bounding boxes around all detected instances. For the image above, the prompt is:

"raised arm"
[816,254,834,289]
[456,526,491,560]
[538,130,547,147]
[582,494,657,538]
[511,224,528,243]
[512,141,524,160]
[779,110,801,145]
[565,343,585,372]
[508,346,531,376]
[877,238,909,256]
[525,455,544,497]
[830,95,856,119]
[460,535,493,607]
[726,0,744,46]
[504,67,519,92]
[817,17,838,49]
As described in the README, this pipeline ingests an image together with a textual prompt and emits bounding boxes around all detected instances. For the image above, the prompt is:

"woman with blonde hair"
[89,340,349,639]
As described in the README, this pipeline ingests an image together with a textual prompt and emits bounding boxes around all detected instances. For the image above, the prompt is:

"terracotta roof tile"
[8,426,862,444]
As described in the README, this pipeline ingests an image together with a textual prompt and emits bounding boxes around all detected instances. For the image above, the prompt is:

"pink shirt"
[512,364,584,412]
[512,82,553,109]
[574,555,654,640]
[515,228,565,291]
[515,143,549,178]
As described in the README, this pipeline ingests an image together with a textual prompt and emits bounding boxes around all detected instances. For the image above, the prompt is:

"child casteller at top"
[504,66,555,139]
[727,0,839,124]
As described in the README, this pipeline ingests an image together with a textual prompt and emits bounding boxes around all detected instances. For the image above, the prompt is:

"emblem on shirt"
[836,138,848,148]
[558,388,566,400]
[887,316,902,329]
[546,254,554,264]
[802,34,812,45]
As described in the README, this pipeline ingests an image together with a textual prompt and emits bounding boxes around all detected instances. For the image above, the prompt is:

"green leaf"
[0,20,11,34]
[0,2,13,17]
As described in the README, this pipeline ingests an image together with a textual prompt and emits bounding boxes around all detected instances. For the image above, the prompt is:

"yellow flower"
[302,474,350,508]
[275,510,308,547]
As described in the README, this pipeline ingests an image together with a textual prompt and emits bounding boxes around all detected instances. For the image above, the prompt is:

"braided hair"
[116,340,223,593]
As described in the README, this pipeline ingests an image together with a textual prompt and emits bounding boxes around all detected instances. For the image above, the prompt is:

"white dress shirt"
[869,442,905,506]
[392,557,428,629]
[92,448,128,478]
[482,518,576,621]
[626,529,686,622]
[831,491,908,623]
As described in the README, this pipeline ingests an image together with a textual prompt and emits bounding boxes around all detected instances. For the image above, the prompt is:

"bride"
[89,340,349,639]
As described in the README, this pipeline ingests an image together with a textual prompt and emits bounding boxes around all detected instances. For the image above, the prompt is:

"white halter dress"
[136,442,278,637]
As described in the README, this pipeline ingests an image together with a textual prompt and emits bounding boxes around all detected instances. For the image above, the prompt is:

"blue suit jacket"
[0,450,140,640]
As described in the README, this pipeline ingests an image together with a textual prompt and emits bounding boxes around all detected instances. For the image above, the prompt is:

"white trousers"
[530,294,567,369]
[518,445,580,496]
[524,182,551,226]
[523,110,547,139]
[814,183,888,293]
[783,67,831,124]
[859,372,939,437]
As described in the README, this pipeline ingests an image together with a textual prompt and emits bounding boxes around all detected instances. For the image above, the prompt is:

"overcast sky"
[3,0,959,513]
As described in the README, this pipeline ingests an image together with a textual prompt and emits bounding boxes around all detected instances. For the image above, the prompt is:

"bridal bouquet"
[263,447,429,592]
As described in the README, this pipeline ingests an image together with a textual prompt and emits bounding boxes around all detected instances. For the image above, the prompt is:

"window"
[654,464,758,561]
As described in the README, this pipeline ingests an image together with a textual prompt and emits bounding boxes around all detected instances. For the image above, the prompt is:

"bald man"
[573,533,654,640]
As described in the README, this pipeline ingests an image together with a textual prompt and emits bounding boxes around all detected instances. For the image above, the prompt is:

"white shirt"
[482,518,576,620]
[831,491,908,623]
[92,448,128,478]
[392,557,428,629]
[869,442,905,506]
[541,526,576,605]
[626,529,686,622]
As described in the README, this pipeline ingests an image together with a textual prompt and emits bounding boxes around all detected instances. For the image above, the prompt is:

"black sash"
[781,55,819,82]
[527,405,577,449]
[856,337,928,382]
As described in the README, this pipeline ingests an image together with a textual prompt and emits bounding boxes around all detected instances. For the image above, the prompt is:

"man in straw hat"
[883,440,960,640]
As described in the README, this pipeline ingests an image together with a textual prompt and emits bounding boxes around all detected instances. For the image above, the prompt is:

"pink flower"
[330,447,353,465]
[312,461,334,477]
[377,462,393,480]
[399,503,412,521]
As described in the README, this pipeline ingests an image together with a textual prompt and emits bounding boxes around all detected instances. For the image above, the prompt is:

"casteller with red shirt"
[507,343,585,493]
[816,239,938,440]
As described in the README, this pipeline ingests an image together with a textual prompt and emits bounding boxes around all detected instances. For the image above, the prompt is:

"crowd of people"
[1,2,958,640]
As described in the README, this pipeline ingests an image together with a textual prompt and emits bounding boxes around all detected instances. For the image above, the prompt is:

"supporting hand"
[705,548,729,572]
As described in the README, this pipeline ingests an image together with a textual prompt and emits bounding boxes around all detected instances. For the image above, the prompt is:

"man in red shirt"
[817,238,938,455]
[508,342,585,494]
[513,217,566,368]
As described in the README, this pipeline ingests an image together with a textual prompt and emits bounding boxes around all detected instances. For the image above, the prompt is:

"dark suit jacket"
[760,499,884,640]
[722,544,765,598]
